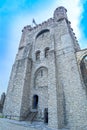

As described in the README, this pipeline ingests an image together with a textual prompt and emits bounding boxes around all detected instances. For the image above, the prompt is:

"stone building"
[3,6,87,130]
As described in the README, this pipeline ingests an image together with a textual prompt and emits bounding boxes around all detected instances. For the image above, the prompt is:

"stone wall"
[3,6,87,130]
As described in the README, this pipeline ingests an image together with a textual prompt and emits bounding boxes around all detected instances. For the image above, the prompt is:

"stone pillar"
[48,50,58,129]
[3,58,32,120]
[56,33,87,130]
[20,58,32,119]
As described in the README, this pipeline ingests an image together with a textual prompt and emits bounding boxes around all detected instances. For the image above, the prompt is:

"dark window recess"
[36,51,40,60]
[32,95,38,109]
[36,29,49,39]
[45,48,49,58]
[41,70,43,77]
[44,108,48,123]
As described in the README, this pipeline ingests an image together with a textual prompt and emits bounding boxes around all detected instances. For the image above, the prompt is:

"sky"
[0,0,87,96]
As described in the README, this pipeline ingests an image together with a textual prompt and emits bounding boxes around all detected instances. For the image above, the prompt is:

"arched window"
[36,50,40,60]
[45,47,49,58]
[36,29,50,39]
[34,67,48,88]
[80,55,87,87]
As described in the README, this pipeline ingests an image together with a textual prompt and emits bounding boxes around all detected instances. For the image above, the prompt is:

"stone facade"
[3,6,87,130]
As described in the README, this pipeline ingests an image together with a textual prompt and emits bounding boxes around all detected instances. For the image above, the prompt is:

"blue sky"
[0,0,87,96]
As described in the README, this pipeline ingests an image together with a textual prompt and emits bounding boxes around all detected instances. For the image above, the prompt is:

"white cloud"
[9,0,84,40]
[53,0,87,49]
[56,0,83,39]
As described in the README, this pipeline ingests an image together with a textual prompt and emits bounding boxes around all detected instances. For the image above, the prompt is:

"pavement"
[0,118,69,130]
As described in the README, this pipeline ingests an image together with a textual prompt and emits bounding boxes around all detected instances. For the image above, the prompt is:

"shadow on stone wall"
[0,92,6,113]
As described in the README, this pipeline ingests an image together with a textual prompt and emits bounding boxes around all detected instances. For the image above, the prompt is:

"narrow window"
[41,70,43,77]
[32,95,38,109]
[45,47,49,58]
[36,51,40,60]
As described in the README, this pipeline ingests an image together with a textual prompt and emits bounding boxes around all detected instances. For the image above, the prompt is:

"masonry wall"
[54,18,87,130]
[3,59,29,120]
[3,6,87,130]
[20,58,32,119]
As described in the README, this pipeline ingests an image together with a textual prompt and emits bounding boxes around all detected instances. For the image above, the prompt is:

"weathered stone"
[3,6,87,130]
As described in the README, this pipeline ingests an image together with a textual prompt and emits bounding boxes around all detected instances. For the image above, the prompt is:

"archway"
[34,67,48,88]
[80,55,87,88]
[32,95,38,109]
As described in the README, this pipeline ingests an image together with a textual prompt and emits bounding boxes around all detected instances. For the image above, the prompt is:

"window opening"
[45,48,49,58]
[36,51,40,60]
[41,70,43,77]
[32,95,38,109]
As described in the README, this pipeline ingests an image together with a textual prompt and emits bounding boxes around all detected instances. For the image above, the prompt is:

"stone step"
[26,111,38,123]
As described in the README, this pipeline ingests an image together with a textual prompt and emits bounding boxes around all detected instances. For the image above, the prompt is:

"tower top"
[53,6,67,21]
